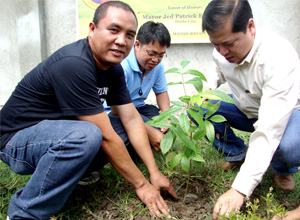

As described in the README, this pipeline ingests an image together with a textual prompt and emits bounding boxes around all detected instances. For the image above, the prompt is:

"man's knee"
[277,141,300,166]
[74,121,102,158]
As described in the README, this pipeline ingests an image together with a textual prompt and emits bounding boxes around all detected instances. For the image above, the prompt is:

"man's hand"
[213,188,245,219]
[161,120,172,134]
[272,205,300,220]
[135,182,173,219]
[145,124,163,151]
[150,170,178,200]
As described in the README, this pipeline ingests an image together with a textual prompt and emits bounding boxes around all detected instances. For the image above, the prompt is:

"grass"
[0,129,299,219]
[0,165,31,220]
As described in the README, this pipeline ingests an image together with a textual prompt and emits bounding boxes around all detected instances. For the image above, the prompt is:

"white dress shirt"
[207,30,300,196]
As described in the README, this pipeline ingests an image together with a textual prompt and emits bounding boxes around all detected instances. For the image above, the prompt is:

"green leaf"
[179,113,190,133]
[188,125,197,133]
[170,100,186,107]
[166,152,176,164]
[146,118,173,128]
[193,129,206,140]
[205,120,215,144]
[151,107,182,123]
[183,69,207,81]
[167,82,183,86]
[161,131,174,154]
[185,80,198,84]
[190,153,205,163]
[194,80,203,93]
[201,101,219,118]
[190,94,204,106]
[164,68,181,74]
[210,115,227,123]
[169,115,179,124]
[184,148,193,158]
[186,77,204,93]
[145,120,154,127]
[200,93,220,100]
[187,108,205,130]
[203,90,235,104]
[188,105,204,117]
[181,156,190,173]
[179,95,191,103]
[201,100,218,110]
[181,60,190,69]
[172,128,196,151]
[170,152,184,170]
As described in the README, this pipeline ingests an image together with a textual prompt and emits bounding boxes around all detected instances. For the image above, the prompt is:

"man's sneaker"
[78,171,100,186]
[274,174,295,192]
[222,160,244,172]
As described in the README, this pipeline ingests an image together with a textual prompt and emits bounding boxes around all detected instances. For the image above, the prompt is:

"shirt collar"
[239,30,262,65]
[127,45,142,73]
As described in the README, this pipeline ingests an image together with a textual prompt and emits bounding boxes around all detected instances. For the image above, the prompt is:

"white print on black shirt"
[97,87,109,95]
[97,87,109,103]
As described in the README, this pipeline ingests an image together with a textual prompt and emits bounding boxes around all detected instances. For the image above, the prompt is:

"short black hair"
[202,0,253,33]
[136,21,171,48]
[93,1,138,26]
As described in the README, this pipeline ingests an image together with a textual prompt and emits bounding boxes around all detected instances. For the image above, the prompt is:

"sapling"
[146,60,235,201]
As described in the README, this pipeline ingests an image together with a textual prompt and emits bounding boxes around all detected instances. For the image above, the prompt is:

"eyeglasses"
[142,47,166,59]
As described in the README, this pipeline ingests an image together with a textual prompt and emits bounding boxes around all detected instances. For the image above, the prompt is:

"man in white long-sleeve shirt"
[200,0,300,219]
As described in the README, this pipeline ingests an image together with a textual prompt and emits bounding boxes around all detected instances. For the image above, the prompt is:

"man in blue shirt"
[106,21,171,151]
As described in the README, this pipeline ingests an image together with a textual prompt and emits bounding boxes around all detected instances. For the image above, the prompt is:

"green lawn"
[1,130,299,219]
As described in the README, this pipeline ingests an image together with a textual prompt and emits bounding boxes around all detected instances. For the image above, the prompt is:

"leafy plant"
[216,187,287,219]
[146,60,235,201]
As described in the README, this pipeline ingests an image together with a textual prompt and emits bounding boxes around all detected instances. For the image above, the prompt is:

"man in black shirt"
[0,2,177,219]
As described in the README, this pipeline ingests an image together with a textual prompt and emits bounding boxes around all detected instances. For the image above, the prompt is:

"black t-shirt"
[0,38,131,148]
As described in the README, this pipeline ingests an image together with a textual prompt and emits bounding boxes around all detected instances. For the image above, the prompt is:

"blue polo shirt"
[104,47,168,113]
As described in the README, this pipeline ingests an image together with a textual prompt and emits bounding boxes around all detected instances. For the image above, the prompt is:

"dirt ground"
[65,173,300,220]
[72,176,217,220]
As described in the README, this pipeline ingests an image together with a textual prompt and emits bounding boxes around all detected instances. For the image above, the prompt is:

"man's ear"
[248,18,256,36]
[89,22,96,36]
[135,40,140,48]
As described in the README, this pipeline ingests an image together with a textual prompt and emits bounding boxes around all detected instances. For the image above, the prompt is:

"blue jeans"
[136,104,160,122]
[85,114,138,173]
[0,120,102,220]
[203,98,300,176]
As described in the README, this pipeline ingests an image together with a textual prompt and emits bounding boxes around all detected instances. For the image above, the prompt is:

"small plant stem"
[181,72,187,96]
[183,121,194,203]
[183,159,192,203]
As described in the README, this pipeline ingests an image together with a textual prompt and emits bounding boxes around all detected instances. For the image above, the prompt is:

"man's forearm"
[101,136,148,189]
[156,91,170,112]
[124,116,160,175]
